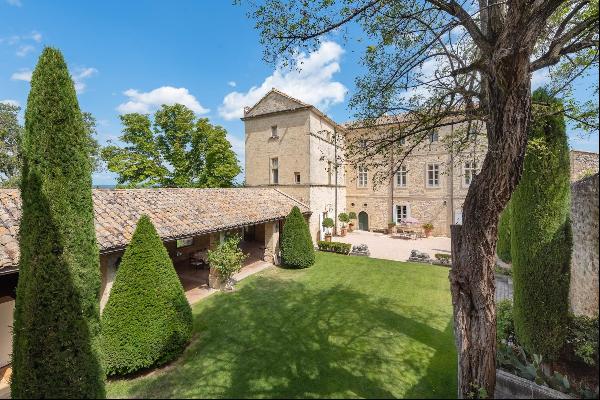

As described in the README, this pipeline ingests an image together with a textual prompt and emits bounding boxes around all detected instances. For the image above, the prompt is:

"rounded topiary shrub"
[101,215,193,376]
[496,200,512,263]
[280,206,315,268]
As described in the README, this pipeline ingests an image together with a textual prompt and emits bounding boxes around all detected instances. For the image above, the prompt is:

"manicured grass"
[107,252,457,399]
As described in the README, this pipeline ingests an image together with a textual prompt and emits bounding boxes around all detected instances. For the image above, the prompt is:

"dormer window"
[271,125,278,138]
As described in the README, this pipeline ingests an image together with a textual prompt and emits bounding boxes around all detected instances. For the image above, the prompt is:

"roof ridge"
[273,188,311,210]
[243,88,309,117]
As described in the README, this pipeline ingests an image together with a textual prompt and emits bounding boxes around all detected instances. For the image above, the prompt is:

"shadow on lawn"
[122,275,456,398]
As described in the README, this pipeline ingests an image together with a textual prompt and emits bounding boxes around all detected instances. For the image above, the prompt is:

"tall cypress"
[11,48,105,398]
[511,88,572,359]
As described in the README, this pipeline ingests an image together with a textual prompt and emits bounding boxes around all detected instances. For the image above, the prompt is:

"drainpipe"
[390,131,395,225]
[334,128,338,235]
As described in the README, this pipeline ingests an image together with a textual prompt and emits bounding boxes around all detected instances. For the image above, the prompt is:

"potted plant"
[348,211,357,232]
[322,217,334,242]
[207,234,247,291]
[422,223,434,237]
[338,212,349,236]
[388,220,397,234]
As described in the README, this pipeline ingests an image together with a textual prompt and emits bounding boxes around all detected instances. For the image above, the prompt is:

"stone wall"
[569,173,599,317]
[495,370,573,399]
[570,150,599,182]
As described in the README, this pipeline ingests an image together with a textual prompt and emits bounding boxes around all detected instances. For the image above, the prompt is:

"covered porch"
[172,224,278,304]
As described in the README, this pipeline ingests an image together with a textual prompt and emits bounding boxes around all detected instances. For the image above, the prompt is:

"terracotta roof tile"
[0,187,310,270]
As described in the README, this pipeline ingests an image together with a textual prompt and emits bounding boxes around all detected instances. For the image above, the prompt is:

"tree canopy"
[0,102,23,188]
[0,104,101,188]
[101,104,241,188]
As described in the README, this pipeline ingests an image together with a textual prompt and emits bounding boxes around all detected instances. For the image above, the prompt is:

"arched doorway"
[358,211,369,231]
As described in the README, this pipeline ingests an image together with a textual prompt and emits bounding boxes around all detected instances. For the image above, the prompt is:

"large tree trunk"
[450,46,532,398]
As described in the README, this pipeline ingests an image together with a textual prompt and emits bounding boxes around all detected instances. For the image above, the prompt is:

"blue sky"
[1,0,598,185]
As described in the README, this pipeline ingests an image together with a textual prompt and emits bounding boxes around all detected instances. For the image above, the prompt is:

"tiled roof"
[0,187,310,271]
[243,88,345,132]
[342,114,411,129]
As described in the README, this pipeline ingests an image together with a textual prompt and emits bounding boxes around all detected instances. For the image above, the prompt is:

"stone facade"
[243,88,599,239]
[570,150,599,182]
[345,122,487,236]
[569,173,599,317]
[244,89,346,243]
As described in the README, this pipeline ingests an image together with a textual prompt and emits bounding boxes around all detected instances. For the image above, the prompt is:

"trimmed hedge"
[511,88,572,360]
[11,47,105,398]
[496,200,512,263]
[101,215,193,376]
[280,206,315,268]
[317,241,352,255]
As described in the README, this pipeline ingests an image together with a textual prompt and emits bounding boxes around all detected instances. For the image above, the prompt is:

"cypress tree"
[101,215,192,376]
[496,200,512,263]
[11,48,105,398]
[280,206,315,268]
[511,88,572,359]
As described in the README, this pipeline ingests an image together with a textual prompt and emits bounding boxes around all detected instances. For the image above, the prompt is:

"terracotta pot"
[424,230,433,238]
[348,223,354,232]
[324,234,333,242]
[341,227,347,237]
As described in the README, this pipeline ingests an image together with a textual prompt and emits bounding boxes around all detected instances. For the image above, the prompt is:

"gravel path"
[335,230,451,261]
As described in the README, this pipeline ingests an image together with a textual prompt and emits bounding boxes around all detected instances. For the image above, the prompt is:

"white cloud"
[219,40,347,120]
[11,69,32,82]
[117,86,209,114]
[6,0,22,7]
[0,31,40,46]
[30,31,42,43]
[0,99,20,107]
[72,67,98,93]
[532,68,550,89]
[227,81,236,87]
[16,44,34,57]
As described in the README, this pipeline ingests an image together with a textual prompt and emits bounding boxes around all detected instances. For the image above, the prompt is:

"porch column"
[263,222,280,265]
[208,232,221,289]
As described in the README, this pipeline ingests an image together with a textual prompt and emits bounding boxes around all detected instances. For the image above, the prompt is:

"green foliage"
[338,212,349,225]
[0,102,22,187]
[317,241,352,255]
[322,217,334,229]
[496,300,515,344]
[496,201,512,263]
[11,47,105,398]
[494,265,512,277]
[207,234,247,284]
[82,111,103,174]
[422,223,434,231]
[101,215,192,376]
[348,211,357,220]
[565,314,599,367]
[0,104,101,188]
[434,253,451,266]
[511,88,572,360]
[280,206,315,269]
[101,105,241,188]
[497,344,573,394]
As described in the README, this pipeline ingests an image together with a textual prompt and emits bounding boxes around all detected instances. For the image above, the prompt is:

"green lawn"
[107,252,457,399]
